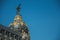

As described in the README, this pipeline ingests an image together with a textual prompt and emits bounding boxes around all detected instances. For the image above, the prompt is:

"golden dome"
[14,15,22,21]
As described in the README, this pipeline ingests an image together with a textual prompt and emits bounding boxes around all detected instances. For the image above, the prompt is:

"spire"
[16,4,21,15]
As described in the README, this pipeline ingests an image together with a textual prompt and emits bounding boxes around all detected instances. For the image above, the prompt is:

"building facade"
[0,4,30,40]
[0,24,21,40]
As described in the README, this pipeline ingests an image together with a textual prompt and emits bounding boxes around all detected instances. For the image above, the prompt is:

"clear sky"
[0,0,60,40]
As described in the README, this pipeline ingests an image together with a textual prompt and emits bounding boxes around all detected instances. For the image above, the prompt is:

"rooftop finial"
[16,4,21,15]
[16,0,21,15]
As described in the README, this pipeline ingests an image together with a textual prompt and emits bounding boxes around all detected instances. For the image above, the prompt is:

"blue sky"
[0,0,60,40]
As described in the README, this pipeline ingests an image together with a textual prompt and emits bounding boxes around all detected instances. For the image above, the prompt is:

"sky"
[0,0,60,40]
